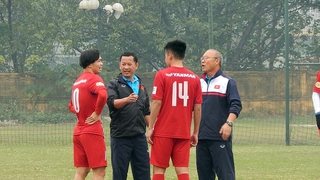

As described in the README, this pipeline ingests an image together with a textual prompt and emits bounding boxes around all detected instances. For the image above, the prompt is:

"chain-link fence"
[1,69,320,146]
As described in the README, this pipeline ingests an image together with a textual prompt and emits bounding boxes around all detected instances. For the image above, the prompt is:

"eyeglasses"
[200,56,218,61]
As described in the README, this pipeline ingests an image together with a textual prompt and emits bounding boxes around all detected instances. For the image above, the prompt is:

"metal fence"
[1,70,320,146]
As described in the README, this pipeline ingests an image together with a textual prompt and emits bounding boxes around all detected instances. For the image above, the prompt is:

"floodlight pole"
[79,1,124,51]
[97,7,102,51]
[208,0,213,49]
[284,0,290,146]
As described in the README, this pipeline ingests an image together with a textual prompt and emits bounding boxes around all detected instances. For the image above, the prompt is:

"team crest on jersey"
[214,85,220,89]
[316,82,320,88]
[96,82,104,86]
[140,85,145,91]
[152,86,157,94]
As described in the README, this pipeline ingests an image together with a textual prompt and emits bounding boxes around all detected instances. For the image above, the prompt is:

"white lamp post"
[79,0,124,50]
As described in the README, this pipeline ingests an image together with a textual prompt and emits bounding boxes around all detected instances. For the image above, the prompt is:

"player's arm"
[144,115,150,127]
[68,100,76,114]
[312,92,320,135]
[95,88,107,115]
[312,71,320,136]
[143,86,151,127]
[191,103,201,147]
[146,99,162,144]
[86,89,107,124]
[312,92,320,113]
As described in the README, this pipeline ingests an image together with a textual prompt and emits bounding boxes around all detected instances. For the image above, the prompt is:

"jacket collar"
[201,69,223,80]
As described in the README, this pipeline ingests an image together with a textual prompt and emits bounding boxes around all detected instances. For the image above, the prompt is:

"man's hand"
[190,133,198,147]
[146,128,154,145]
[85,112,101,124]
[219,123,232,140]
[126,93,138,103]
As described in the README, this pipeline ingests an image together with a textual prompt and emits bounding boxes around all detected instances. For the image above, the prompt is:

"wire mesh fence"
[1,70,320,146]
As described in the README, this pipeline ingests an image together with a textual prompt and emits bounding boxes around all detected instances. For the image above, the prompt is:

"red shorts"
[73,134,107,168]
[150,136,190,168]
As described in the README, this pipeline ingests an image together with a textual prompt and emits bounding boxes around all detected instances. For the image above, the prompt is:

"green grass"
[0,116,320,179]
[0,145,320,180]
[1,116,320,146]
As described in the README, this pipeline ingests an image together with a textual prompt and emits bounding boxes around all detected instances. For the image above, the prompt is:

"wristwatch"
[226,120,233,127]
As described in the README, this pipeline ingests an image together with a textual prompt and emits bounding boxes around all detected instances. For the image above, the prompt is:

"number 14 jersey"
[151,66,202,139]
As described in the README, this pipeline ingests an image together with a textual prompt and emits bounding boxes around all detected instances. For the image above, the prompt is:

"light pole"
[208,0,213,49]
[79,0,124,51]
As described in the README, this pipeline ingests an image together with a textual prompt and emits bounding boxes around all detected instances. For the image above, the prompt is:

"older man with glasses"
[197,49,242,180]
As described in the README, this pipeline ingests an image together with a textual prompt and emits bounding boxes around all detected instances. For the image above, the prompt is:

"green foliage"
[0,0,319,73]
[0,98,75,124]
[0,98,24,121]
[22,111,75,124]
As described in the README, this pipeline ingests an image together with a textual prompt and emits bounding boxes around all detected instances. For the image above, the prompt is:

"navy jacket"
[199,69,242,141]
[107,74,150,138]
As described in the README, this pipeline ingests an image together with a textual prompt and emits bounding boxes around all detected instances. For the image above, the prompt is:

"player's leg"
[81,134,107,180]
[172,139,190,180]
[73,135,90,180]
[91,166,106,180]
[150,136,172,180]
[315,113,320,136]
[211,141,235,180]
[74,167,90,180]
[131,134,150,180]
[110,137,132,180]
[196,140,215,180]
[312,92,320,135]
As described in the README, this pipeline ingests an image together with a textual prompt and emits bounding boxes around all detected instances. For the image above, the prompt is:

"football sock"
[178,173,189,180]
[152,174,164,180]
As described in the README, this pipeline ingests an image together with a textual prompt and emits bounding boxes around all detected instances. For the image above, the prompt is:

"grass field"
[0,116,320,179]
[1,144,320,180]
[1,116,320,146]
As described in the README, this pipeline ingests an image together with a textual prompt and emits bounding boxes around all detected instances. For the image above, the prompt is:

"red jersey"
[151,66,202,139]
[70,72,106,136]
[313,71,320,93]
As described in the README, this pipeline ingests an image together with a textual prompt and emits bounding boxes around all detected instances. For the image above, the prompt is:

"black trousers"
[196,140,235,180]
[111,134,150,180]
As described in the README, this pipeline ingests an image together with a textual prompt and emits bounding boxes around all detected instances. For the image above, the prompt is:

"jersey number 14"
[172,81,189,107]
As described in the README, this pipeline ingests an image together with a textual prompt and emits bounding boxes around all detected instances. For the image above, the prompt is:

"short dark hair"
[164,39,186,60]
[119,52,138,63]
[79,49,100,69]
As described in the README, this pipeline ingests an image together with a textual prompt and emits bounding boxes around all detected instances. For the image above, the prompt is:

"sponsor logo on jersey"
[96,82,104,86]
[152,86,157,94]
[214,85,220,89]
[165,73,196,79]
[73,79,87,86]
[316,82,320,88]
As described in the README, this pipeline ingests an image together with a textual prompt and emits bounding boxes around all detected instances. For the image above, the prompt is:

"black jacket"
[106,74,150,138]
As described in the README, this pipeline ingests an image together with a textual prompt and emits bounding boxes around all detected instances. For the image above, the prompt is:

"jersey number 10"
[72,88,80,113]
[172,81,189,107]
